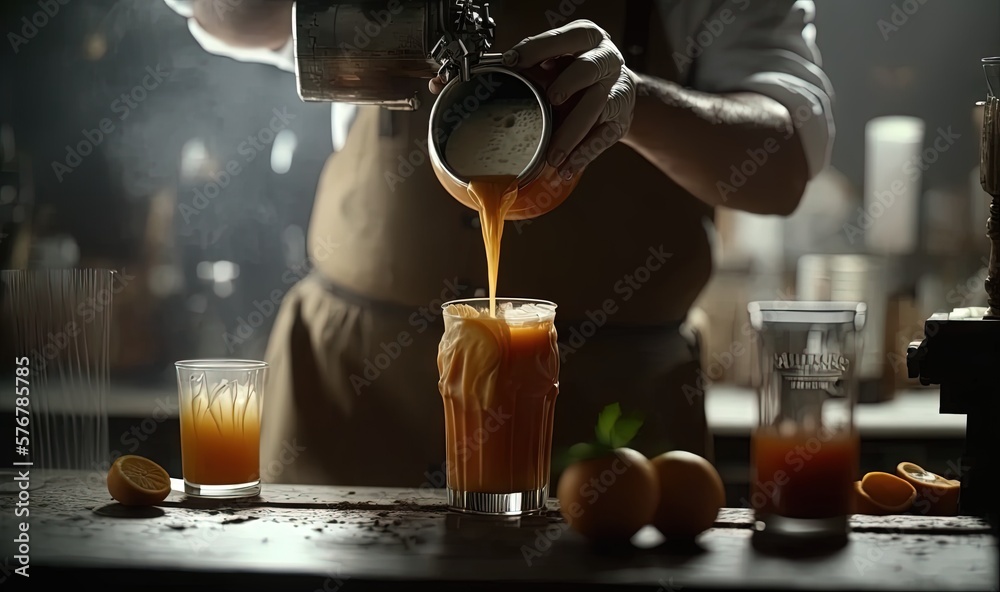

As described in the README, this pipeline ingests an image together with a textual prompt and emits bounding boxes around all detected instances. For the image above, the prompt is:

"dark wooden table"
[2,473,997,590]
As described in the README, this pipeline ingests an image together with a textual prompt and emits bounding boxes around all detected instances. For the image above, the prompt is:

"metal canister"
[293,0,496,110]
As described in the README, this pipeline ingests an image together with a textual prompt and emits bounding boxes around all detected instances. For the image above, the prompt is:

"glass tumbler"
[176,359,267,498]
[437,298,559,515]
[747,301,866,550]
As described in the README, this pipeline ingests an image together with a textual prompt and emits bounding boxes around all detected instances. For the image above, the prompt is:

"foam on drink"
[445,101,543,178]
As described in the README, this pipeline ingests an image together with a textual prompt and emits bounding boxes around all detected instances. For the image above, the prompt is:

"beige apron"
[261,1,715,486]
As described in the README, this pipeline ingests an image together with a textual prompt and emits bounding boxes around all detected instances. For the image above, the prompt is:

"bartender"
[166,0,834,486]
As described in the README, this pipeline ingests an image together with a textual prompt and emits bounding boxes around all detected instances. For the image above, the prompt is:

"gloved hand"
[430,20,637,181]
[504,20,637,180]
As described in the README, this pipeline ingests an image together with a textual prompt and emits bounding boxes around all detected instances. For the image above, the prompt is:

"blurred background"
[1,0,998,503]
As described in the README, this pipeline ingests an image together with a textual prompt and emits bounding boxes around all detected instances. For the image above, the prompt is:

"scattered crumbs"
[222,516,260,525]
[347,491,356,495]
[314,527,323,533]
[327,519,339,524]
[207,511,220,516]
[166,524,187,531]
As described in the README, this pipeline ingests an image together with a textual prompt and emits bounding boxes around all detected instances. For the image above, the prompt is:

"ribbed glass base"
[447,487,548,516]
[184,479,260,499]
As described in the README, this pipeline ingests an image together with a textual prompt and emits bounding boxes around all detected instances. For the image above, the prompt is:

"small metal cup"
[428,56,552,192]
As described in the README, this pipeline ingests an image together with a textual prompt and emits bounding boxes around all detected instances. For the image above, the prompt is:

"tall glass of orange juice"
[175,359,267,498]
[437,298,559,515]
[747,301,866,550]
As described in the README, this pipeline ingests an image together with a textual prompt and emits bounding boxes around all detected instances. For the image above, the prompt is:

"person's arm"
[621,79,809,216]
[163,0,295,71]
[620,1,833,216]
[503,1,834,217]
[190,0,293,50]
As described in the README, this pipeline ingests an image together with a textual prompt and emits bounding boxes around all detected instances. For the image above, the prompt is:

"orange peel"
[895,462,960,516]
[853,471,916,515]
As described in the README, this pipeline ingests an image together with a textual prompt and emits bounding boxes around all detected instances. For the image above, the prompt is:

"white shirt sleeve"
[163,0,359,150]
[163,0,295,73]
[671,0,835,179]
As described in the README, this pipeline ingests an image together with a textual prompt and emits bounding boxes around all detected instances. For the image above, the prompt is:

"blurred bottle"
[863,116,924,256]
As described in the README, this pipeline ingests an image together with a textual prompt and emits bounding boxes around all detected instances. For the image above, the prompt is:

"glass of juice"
[175,359,267,498]
[747,301,866,550]
[437,298,560,515]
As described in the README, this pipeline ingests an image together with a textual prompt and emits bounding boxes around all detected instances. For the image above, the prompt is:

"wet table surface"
[1,473,997,590]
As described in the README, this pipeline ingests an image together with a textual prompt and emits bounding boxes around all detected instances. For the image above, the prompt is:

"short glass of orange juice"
[175,359,267,498]
[437,298,560,515]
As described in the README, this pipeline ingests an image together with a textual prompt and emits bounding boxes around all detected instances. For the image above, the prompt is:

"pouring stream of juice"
[468,175,519,317]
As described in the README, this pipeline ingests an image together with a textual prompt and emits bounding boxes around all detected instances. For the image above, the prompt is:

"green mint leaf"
[595,403,621,446]
[609,413,644,448]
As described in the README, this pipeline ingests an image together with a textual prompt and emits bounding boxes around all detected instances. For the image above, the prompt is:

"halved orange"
[107,455,171,506]
[896,462,960,516]
[853,471,916,515]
